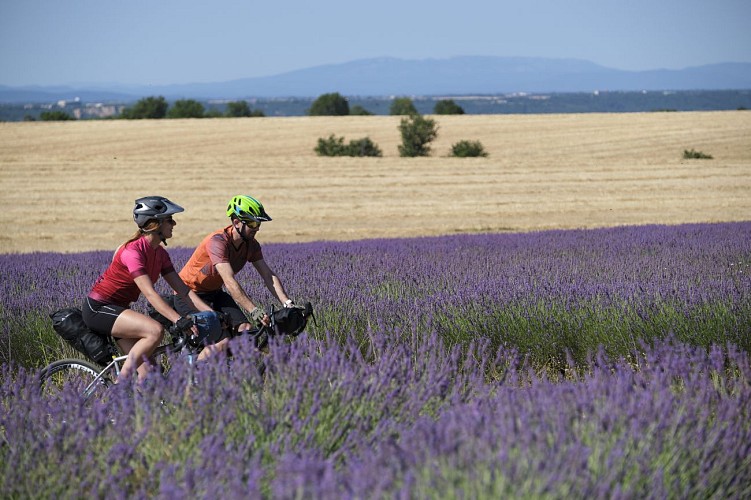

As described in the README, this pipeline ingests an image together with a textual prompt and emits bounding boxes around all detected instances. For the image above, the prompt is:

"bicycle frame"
[40,340,200,403]
[105,343,199,379]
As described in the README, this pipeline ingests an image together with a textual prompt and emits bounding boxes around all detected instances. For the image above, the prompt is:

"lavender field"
[1,222,750,497]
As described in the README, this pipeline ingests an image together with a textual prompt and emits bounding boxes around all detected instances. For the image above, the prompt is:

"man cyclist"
[175,195,297,350]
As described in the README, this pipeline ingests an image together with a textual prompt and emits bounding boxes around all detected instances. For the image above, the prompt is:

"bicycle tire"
[38,358,113,402]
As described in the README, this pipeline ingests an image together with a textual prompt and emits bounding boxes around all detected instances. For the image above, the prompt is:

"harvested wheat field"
[1,111,749,254]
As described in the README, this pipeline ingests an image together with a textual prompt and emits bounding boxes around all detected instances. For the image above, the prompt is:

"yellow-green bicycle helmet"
[226,195,272,222]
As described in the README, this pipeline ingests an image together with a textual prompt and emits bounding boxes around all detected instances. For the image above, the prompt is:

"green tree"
[225,101,264,117]
[350,105,373,116]
[226,100,251,117]
[167,99,205,119]
[308,92,350,116]
[39,110,74,121]
[390,97,417,116]
[204,109,224,118]
[120,96,168,119]
[398,114,438,157]
[434,99,465,115]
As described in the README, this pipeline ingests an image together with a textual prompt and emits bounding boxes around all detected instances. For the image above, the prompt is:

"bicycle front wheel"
[38,358,113,402]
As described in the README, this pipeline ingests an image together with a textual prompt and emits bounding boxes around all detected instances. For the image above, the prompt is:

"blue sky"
[1,0,749,87]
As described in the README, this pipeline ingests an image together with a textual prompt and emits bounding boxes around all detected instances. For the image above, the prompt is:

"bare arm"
[163,271,213,313]
[215,261,262,314]
[134,274,182,325]
[252,258,291,305]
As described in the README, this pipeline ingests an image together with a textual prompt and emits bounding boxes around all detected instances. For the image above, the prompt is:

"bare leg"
[116,337,155,380]
[196,337,230,361]
[194,319,253,361]
[111,310,164,382]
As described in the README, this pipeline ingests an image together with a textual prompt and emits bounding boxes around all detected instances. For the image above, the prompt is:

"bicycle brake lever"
[168,326,187,352]
[269,304,276,329]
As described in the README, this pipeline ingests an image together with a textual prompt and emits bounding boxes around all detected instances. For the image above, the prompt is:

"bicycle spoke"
[39,360,112,403]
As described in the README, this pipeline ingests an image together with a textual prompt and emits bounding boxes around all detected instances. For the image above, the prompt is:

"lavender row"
[2,334,749,497]
[2,221,749,367]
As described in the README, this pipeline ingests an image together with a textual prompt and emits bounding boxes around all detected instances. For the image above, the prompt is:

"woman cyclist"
[82,196,214,382]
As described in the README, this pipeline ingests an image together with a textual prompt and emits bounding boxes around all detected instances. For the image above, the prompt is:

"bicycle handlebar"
[167,324,190,352]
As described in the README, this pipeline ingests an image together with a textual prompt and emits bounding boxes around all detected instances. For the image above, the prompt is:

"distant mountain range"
[2,56,751,103]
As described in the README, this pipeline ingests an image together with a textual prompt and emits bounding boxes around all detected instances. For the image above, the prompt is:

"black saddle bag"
[50,307,116,366]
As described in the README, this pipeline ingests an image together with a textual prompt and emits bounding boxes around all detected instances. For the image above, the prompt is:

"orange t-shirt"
[179,226,263,293]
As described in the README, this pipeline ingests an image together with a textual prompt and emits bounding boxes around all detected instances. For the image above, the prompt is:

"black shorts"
[82,297,127,337]
[174,290,248,332]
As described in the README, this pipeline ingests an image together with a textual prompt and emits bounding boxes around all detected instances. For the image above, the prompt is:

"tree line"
[11,90,749,122]
[34,93,466,121]
[119,97,265,119]
[120,93,465,119]
[306,92,465,116]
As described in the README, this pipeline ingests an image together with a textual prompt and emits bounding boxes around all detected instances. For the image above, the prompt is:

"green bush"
[398,114,438,157]
[450,140,488,158]
[683,149,713,159]
[315,135,348,156]
[39,111,74,121]
[346,137,382,157]
[315,134,382,157]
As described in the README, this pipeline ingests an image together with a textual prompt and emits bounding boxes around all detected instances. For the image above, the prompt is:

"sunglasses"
[243,220,261,229]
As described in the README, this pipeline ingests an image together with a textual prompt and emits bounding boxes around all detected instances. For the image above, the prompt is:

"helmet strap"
[238,221,251,244]
[228,219,248,251]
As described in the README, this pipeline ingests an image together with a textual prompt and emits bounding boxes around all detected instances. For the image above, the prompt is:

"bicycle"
[38,318,205,403]
[38,303,315,402]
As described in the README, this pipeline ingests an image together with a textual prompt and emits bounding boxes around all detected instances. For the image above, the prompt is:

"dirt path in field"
[1,111,749,254]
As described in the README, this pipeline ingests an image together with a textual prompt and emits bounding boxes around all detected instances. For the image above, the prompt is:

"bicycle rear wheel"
[38,358,113,402]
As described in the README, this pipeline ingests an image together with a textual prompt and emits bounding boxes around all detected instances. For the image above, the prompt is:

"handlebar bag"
[271,302,313,337]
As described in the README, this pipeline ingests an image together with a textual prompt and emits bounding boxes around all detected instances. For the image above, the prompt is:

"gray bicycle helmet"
[133,196,184,228]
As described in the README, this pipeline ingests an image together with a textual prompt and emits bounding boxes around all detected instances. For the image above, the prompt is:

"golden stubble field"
[1,111,749,254]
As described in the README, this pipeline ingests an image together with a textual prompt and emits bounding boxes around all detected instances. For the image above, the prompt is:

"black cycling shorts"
[174,290,248,332]
[82,297,127,337]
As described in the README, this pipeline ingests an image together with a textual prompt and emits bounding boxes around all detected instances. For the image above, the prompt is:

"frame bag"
[50,307,115,366]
